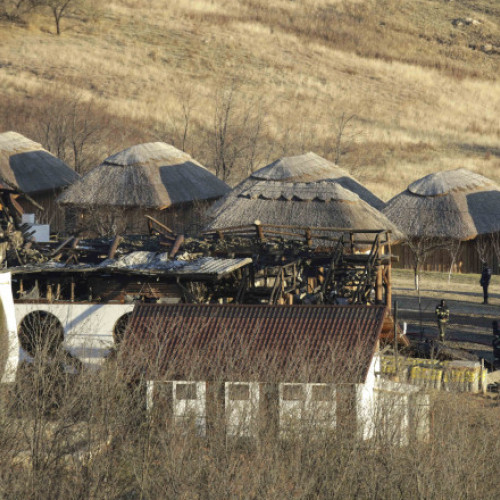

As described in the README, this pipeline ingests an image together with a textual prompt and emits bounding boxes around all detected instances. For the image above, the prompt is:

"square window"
[228,383,250,401]
[311,385,334,402]
[282,384,305,401]
[176,383,197,400]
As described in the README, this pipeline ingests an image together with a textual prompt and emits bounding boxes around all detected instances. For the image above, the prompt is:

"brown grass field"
[0,0,499,195]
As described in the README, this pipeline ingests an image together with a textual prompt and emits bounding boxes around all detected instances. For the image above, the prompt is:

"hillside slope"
[0,0,499,198]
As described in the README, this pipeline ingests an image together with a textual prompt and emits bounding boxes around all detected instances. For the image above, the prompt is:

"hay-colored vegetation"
[0,0,499,197]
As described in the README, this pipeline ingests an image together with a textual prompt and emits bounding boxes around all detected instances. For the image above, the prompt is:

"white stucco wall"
[225,381,260,437]
[14,302,134,367]
[279,383,336,432]
[0,273,20,383]
[172,380,207,436]
[356,353,381,440]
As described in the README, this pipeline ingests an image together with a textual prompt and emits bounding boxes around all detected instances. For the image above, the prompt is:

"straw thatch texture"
[208,152,384,219]
[206,180,402,241]
[0,131,79,193]
[383,168,500,240]
[58,142,230,209]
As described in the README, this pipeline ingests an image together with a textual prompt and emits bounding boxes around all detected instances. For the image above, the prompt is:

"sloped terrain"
[0,0,499,197]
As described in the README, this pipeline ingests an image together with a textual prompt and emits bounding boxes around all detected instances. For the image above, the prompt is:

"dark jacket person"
[480,263,492,304]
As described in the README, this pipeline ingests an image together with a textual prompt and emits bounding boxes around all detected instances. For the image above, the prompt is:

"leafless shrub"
[0,321,499,499]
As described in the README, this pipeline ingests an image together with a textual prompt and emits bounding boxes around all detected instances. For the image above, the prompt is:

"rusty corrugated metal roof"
[121,304,386,384]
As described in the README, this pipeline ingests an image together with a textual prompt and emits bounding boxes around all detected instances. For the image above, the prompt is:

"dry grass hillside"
[0,0,499,198]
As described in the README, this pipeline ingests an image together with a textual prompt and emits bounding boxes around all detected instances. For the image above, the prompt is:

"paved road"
[396,308,495,361]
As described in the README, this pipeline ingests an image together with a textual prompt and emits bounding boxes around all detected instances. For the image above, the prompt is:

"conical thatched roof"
[209,152,384,218]
[58,142,230,208]
[206,178,402,241]
[383,168,500,240]
[0,131,79,193]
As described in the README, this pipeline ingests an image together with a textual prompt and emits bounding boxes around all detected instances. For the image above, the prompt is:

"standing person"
[435,299,449,342]
[480,262,492,304]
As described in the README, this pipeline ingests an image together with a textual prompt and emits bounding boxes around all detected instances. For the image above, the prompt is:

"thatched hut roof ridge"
[208,152,385,220]
[251,152,352,183]
[0,131,79,194]
[104,142,192,167]
[408,168,496,197]
[243,181,360,202]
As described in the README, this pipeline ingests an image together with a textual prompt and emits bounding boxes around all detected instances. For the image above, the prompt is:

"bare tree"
[405,235,448,290]
[30,89,111,174]
[0,0,35,21]
[332,111,358,165]
[38,0,86,35]
[475,234,490,265]
[446,238,462,283]
[212,79,267,182]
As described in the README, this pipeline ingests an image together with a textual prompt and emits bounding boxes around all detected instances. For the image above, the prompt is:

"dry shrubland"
[0,345,499,499]
[0,0,499,196]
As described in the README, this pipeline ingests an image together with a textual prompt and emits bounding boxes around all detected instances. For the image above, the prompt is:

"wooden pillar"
[47,284,53,303]
[108,235,122,259]
[384,265,392,310]
[375,266,383,304]
[305,228,312,248]
[386,232,392,310]
[70,281,75,302]
[254,220,265,241]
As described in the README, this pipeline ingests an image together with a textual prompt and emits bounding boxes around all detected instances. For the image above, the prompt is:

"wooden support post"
[305,228,312,248]
[47,284,53,303]
[169,234,185,259]
[50,236,74,258]
[384,265,392,311]
[144,215,175,235]
[56,283,61,301]
[254,220,265,241]
[375,266,383,304]
[394,300,399,377]
[349,233,355,254]
[386,232,392,310]
[108,235,122,259]
[19,279,23,296]
[70,281,75,302]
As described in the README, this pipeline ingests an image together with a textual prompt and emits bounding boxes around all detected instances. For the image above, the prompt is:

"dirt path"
[392,270,499,363]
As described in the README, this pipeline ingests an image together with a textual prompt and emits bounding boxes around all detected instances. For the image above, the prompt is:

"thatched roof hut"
[59,142,229,209]
[58,142,230,235]
[0,131,79,231]
[206,154,401,241]
[209,152,384,219]
[0,131,79,194]
[383,168,500,240]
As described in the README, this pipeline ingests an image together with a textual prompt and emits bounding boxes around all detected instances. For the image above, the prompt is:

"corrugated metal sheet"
[11,256,252,278]
[122,304,386,384]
